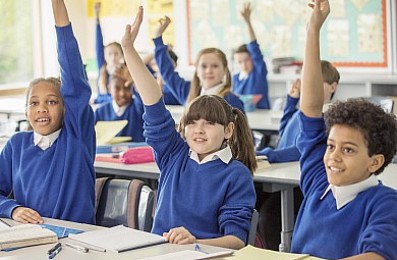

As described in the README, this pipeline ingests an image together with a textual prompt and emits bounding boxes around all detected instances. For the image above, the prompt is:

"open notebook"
[95,120,131,145]
[68,225,166,253]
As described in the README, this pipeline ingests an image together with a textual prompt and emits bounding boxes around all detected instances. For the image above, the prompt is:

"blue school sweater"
[93,22,111,104]
[291,112,397,260]
[153,37,245,112]
[256,95,300,162]
[0,24,96,224]
[145,99,255,243]
[94,99,145,142]
[232,40,270,109]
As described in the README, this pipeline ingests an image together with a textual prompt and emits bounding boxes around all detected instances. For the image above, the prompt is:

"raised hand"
[154,16,171,38]
[307,0,330,31]
[289,78,301,99]
[94,2,101,20]
[121,6,143,51]
[240,2,252,24]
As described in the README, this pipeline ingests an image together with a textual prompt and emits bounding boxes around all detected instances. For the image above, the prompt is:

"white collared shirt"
[112,100,127,117]
[189,145,232,165]
[238,72,248,81]
[320,174,378,210]
[34,128,61,150]
[200,82,225,96]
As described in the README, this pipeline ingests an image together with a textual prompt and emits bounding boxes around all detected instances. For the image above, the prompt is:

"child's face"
[105,45,123,72]
[26,82,64,136]
[109,77,132,107]
[323,124,382,186]
[196,53,226,89]
[234,52,253,75]
[184,118,233,161]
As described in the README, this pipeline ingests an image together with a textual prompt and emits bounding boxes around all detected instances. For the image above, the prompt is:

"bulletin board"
[187,0,390,69]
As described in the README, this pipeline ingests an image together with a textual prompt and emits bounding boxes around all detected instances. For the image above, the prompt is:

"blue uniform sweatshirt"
[153,36,245,112]
[291,111,397,260]
[256,95,300,162]
[0,24,96,224]
[145,98,255,243]
[232,40,270,109]
[94,99,145,142]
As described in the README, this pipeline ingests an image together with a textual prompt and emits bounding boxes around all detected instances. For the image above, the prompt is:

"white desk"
[94,160,397,253]
[166,105,282,131]
[0,218,232,260]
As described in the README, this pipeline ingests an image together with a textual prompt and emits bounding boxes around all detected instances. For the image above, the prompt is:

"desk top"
[0,218,232,260]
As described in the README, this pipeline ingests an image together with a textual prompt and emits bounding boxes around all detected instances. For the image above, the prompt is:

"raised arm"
[121,6,162,105]
[51,0,70,26]
[94,2,105,70]
[299,0,329,117]
[154,16,171,39]
[241,2,256,42]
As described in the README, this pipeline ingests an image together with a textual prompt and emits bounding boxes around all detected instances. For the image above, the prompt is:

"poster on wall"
[187,0,389,69]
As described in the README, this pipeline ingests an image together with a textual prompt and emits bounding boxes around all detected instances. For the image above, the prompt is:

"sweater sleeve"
[247,40,268,77]
[279,95,299,137]
[153,36,190,105]
[256,146,301,163]
[0,138,20,217]
[56,24,96,157]
[296,112,328,196]
[95,21,105,71]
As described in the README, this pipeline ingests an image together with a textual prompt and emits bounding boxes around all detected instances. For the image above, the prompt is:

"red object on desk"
[96,147,155,164]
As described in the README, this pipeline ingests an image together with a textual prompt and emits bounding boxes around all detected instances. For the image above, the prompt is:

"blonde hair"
[187,48,232,104]
[178,95,257,173]
[98,42,123,93]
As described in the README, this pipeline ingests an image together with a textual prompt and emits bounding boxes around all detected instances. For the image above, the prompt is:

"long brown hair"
[178,95,257,174]
[186,48,232,104]
[98,42,123,93]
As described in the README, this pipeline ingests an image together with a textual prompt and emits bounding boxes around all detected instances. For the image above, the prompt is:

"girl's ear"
[368,154,385,173]
[224,122,234,139]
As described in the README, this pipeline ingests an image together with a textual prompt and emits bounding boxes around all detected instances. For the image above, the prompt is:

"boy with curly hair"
[291,0,397,259]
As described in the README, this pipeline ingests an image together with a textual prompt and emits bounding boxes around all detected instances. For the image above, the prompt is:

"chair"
[247,209,260,246]
[95,177,155,232]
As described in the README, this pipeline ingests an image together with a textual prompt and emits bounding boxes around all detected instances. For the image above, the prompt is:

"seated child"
[0,0,96,224]
[291,1,397,259]
[121,6,257,249]
[94,64,145,142]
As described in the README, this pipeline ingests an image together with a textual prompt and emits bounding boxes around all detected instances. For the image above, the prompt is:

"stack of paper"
[228,245,324,260]
[95,120,131,145]
[0,224,58,250]
[68,225,166,253]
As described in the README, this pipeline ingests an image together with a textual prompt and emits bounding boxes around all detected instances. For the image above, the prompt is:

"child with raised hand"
[152,16,245,112]
[94,64,145,141]
[121,6,257,249]
[232,2,270,109]
[292,0,397,259]
[0,0,96,224]
[93,2,125,104]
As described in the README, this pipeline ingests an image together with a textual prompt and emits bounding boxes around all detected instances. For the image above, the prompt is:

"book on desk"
[0,224,58,251]
[68,225,166,253]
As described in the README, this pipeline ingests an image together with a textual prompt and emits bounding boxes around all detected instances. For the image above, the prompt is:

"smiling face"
[104,43,124,73]
[323,124,383,186]
[184,119,233,161]
[196,53,226,89]
[109,76,132,107]
[26,81,64,136]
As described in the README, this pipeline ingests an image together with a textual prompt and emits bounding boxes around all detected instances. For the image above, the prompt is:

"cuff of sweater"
[153,36,165,47]
[55,22,73,42]
[224,226,248,245]
[143,97,169,124]
[1,201,20,218]
[298,111,325,132]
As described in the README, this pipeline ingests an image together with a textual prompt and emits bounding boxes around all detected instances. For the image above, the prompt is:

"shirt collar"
[238,71,249,81]
[189,145,232,165]
[320,174,378,210]
[112,100,128,117]
[200,82,225,96]
[33,128,62,150]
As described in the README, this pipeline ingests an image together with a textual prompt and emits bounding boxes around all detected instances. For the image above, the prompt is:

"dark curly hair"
[324,98,397,175]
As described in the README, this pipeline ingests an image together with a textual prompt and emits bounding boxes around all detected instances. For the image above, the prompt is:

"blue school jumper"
[146,98,255,243]
[93,21,111,104]
[256,95,300,162]
[94,99,145,142]
[0,24,96,224]
[291,111,397,260]
[232,40,270,109]
[153,36,245,112]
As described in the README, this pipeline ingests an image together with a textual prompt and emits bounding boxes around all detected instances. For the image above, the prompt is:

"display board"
[187,0,390,69]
